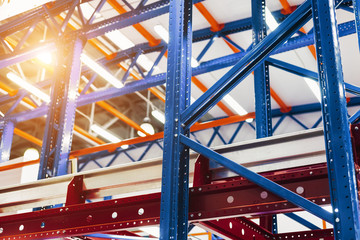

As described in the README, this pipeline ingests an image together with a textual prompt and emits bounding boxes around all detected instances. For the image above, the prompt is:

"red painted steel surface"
[0,164,331,239]
[199,217,272,239]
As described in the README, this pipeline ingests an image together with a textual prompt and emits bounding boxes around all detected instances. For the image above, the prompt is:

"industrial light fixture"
[36,52,52,64]
[151,109,165,124]
[265,7,279,31]
[90,124,120,143]
[138,91,155,137]
[7,72,50,103]
[223,95,248,116]
[138,117,155,137]
[105,30,135,50]
[154,24,199,68]
[245,118,254,123]
[21,148,40,184]
[154,24,169,43]
[80,54,124,88]
[90,124,129,149]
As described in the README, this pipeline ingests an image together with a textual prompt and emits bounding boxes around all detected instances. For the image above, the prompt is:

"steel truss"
[0,0,359,239]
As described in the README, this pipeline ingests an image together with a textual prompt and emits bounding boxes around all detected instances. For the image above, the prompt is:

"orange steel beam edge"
[277,0,316,59]
[0,83,106,145]
[13,128,43,146]
[195,3,291,113]
[58,15,165,102]
[2,113,256,171]
[107,0,161,47]
[69,112,255,158]
[57,16,150,135]
[105,0,233,116]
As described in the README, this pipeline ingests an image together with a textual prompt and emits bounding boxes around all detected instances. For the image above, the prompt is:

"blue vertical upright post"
[38,37,84,178]
[353,0,360,50]
[252,0,272,138]
[0,121,15,163]
[159,0,192,239]
[311,0,360,238]
[252,0,275,232]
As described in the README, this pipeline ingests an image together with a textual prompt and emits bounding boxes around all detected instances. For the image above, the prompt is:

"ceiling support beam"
[181,0,313,128]
[107,0,234,117]
[3,18,356,124]
[195,1,291,113]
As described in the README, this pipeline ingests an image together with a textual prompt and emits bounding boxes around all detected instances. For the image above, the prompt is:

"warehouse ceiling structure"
[0,0,360,239]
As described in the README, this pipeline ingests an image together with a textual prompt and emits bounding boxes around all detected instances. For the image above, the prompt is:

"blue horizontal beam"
[181,0,313,127]
[267,57,360,95]
[180,134,334,224]
[69,96,360,164]
[4,18,358,123]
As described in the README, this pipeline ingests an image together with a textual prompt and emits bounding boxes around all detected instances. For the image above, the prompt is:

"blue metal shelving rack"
[0,0,359,239]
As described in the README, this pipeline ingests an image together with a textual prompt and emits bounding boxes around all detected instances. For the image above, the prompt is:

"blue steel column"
[312,0,360,238]
[353,0,360,50]
[159,0,192,239]
[38,37,84,178]
[0,121,15,163]
[252,0,275,233]
[252,0,272,138]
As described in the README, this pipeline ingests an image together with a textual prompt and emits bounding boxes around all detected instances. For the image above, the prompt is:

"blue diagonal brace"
[180,134,334,224]
[284,213,321,230]
[181,0,312,128]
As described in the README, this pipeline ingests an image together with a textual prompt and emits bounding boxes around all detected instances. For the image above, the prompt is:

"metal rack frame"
[0,0,360,239]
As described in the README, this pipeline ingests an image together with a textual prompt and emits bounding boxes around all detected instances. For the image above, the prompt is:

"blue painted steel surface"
[0,121,14,163]
[0,19,357,120]
[252,0,272,138]
[179,134,334,224]
[159,0,192,238]
[38,38,84,178]
[311,0,360,238]
[353,0,360,50]
[196,34,217,62]
[181,0,312,127]
[284,213,321,230]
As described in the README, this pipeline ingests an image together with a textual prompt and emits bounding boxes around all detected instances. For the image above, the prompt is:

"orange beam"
[0,84,105,145]
[2,113,256,171]
[196,3,291,113]
[194,2,224,32]
[73,125,106,145]
[13,128,43,146]
[106,0,233,115]
[70,112,255,158]
[299,28,317,59]
[0,159,40,172]
[96,101,148,135]
[278,0,293,14]
[192,76,235,116]
[107,0,161,47]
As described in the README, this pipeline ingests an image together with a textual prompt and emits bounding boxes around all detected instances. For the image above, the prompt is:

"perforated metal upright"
[38,37,84,178]
[159,0,193,239]
[312,0,360,238]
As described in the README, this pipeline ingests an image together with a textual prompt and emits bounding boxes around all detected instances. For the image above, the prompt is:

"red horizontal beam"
[198,217,272,239]
[0,164,331,239]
